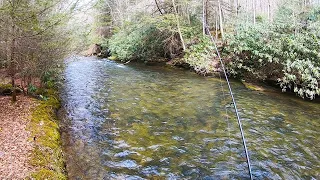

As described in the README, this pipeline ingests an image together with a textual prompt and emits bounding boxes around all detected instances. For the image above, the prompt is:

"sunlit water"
[60,56,320,179]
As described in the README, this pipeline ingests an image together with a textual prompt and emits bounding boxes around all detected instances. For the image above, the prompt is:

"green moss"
[0,83,12,89]
[27,89,67,180]
[0,83,13,94]
[30,168,66,180]
[242,81,265,91]
[108,56,118,61]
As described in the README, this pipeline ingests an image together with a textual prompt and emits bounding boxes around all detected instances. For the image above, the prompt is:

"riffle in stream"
[60,56,320,179]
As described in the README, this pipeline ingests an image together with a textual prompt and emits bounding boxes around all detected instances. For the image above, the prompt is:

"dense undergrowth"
[104,4,320,100]
[109,17,169,61]
[225,5,320,99]
[108,15,201,62]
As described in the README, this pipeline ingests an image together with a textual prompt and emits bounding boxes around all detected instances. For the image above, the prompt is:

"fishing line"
[205,25,253,180]
[217,63,232,173]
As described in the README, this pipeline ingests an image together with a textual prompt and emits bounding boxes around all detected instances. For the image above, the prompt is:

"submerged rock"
[105,160,139,169]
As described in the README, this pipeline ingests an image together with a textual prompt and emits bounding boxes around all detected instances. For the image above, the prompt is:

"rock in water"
[81,44,102,57]
[98,48,111,58]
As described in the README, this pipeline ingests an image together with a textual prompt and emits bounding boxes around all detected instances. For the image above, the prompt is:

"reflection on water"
[61,56,320,179]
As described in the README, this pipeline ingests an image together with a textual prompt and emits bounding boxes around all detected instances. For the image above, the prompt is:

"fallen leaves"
[0,95,37,179]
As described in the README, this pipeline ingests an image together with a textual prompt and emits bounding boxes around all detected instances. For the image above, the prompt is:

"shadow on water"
[60,56,320,179]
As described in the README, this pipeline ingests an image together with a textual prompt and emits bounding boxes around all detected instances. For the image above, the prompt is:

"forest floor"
[0,95,37,179]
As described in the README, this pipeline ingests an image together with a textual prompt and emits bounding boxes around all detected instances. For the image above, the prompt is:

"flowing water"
[61,56,320,179]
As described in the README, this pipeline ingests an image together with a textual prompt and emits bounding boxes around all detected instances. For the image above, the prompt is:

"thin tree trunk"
[172,0,186,51]
[218,0,224,40]
[230,0,234,15]
[8,23,17,102]
[236,0,239,16]
[155,0,163,15]
[10,38,16,102]
[293,11,297,35]
[215,11,219,39]
[203,0,206,35]
[205,0,208,29]
[267,0,271,22]
[246,0,249,23]
[11,76,16,102]
[253,0,256,24]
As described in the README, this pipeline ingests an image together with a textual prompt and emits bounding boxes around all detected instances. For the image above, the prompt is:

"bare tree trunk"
[205,0,209,29]
[10,37,16,102]
[203,0,206,35]
[11,76,16,102]
[155,0,163,15]
[236,0,240,16]
[172,0,186,51]
[293,11,297,35]
[105,1,116,25]
[215,11,219,39]
[246,0,249,23]
[230,0,235,15]
[253,0,256,24]
[218,0,225,40]
[267,0,271,22]
[8,22,17,102]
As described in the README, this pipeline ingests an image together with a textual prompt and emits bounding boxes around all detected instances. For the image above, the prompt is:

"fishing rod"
[204,25,253,180]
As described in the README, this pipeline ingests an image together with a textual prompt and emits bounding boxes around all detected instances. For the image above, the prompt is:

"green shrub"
[184,36,217,75]
[225,23,281,80]
[108,15,201,62]
[280,59,320,98]
[41,71,58,89]
[108,17,171,62]
[28,84,37,94]
[224,6,320,99]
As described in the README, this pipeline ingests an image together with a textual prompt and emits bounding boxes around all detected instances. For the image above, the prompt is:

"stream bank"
[28,89,67,179]
[0,82,67,179]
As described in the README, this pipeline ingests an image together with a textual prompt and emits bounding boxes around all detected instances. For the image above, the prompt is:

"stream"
[61,56,319,179]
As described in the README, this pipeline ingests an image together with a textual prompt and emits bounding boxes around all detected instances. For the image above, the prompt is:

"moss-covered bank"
[27,89,67,179]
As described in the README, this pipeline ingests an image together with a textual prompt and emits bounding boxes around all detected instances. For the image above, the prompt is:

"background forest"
[1,0,320,100]
[84,0,320,100]
[0,0,80,101]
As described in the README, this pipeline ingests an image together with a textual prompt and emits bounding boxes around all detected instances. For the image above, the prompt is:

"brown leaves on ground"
[0,95,37,179]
